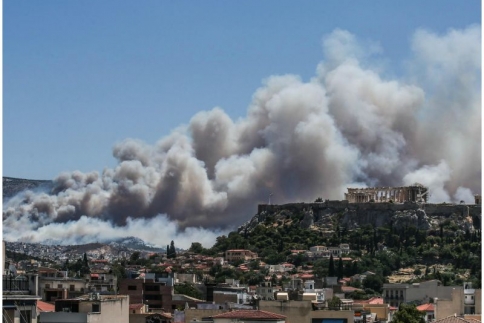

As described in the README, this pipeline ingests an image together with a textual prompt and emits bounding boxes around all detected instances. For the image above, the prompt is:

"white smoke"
[3,25,481,247]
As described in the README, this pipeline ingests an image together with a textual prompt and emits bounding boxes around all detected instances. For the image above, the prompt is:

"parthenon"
[345,183,429,203]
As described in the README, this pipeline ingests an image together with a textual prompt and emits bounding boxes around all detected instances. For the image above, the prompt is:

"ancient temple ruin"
[345,183,429,203]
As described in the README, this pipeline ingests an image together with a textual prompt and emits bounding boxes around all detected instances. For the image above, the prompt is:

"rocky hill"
[239,200,481,235]
[3,176,53,199]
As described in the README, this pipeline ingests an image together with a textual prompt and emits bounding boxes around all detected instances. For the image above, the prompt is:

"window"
[145,285,160,292]
[58,284,63,288]
[145,294,162,301]
[70,285,75,291]
[128,285,137,290]
[45,284,50,288]
[92,303,100,312]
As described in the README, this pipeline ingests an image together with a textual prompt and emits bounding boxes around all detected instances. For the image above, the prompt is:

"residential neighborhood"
[2,239,481,323]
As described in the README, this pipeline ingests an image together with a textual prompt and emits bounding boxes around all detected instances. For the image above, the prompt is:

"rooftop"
[212,309,286,320]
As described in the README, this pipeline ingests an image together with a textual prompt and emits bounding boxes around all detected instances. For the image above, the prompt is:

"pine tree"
[328,254,335,277]
[169,240,176,259]
[63,259,69,271]
[80,253,90,275]
[337,257,344,280]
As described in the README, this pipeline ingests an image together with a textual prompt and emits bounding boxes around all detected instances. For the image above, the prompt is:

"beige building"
[435,283,481,319]
[256,282,275,300]
[225,250,258,263]
[39,294,130,323]
[259,300,354,323]
[383,280,459,308]
[39,276,87,301]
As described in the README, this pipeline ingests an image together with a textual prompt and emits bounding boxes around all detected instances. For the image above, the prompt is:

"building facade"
[39,294,129,323]
[383,280,461,308]
[435,283,481,319]
[119,278,173,312]
[3,273,41,323]
[225,250,258,263]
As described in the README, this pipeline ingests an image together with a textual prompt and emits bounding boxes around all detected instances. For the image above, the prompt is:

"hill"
[3,176,53,198]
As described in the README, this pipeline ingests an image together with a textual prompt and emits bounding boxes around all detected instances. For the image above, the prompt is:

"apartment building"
[3,273,41,323]
[39,276,87,301]
[119,278,173,311]
[256,282,275,300]
[39,294,129,323]
[383,280,460,308]
[435,283,481,319]
[225,249,258,263]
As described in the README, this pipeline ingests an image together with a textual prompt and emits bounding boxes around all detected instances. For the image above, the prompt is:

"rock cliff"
[239,201,480,234]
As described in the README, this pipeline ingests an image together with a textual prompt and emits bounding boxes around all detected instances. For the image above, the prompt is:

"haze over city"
[3,1,481,248]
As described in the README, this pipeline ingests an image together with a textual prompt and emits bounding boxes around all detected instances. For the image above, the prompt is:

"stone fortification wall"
[251,201,481,232]
[424,204,469,217]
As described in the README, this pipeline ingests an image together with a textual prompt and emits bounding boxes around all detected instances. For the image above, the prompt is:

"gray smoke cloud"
[3,26,481,248]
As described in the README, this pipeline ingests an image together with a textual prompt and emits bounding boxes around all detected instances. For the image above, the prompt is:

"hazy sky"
[4,1,481,180]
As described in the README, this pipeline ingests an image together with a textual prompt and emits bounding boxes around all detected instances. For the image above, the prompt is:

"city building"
[38,294,129,323]
[119,277,173,312]
[259,300,355,323]
[256,282,275,300]
[86,271,118,293]
[39,275,87,301]
[224,250,258,263]
[417,303,435,322]
[435,283,481,319]
[383,280,459,307]
[3,273,41,323]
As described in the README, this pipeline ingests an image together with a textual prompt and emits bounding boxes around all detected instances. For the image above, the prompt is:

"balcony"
[3,275,30,293]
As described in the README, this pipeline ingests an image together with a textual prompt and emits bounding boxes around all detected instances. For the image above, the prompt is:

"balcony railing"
[3,275,30,292]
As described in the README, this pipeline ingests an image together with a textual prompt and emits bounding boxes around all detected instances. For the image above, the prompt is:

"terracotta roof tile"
[212,310,286,320]
[417,303,435,312]
[37,301,55,312]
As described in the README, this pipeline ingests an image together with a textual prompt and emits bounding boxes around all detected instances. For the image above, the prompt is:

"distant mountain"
[3,176,53,199]
[109,236,164,252]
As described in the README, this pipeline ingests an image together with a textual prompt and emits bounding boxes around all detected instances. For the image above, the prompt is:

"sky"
[4,1,481,180]
[2,1,482,248]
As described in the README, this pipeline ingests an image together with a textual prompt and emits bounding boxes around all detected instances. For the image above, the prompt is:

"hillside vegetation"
[202,203,481,288]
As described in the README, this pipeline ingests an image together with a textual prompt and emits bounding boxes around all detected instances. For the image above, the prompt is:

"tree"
[392,304,425,323]
[174,282,203,300]
[362,274,384,294]
[189,242,204,254]
[168,240,177,259]
[328,254,335,277]
[80,253,90,275]
[327,296,341,310]
[130,251,140,263]
[337,257,344,280]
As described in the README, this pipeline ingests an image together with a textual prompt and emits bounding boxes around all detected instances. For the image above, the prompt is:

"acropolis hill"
[241,185,481,235]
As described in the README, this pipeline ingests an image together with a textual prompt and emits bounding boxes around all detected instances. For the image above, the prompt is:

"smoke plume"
[3,26,481,248]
